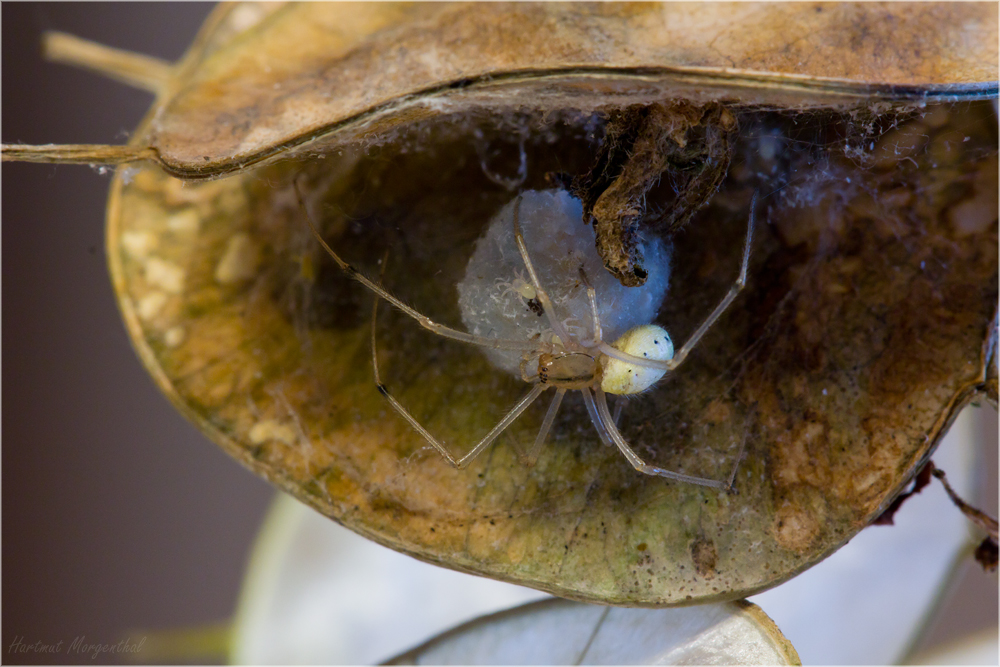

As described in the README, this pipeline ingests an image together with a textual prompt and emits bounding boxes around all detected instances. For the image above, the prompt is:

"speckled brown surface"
[78,3,1000,175]
[107,98,997,605]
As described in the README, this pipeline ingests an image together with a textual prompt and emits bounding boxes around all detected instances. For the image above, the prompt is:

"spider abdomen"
[538,352,601,390]
[601,324,674,395]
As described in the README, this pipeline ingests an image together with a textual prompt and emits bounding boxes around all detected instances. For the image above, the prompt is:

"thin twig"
[1,143,157,165]
[931,463,998,539]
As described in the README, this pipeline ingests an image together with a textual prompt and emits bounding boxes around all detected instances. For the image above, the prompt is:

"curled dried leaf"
[557,102,736,287]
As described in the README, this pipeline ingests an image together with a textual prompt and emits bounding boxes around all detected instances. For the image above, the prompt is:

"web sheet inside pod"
[457,190,672,376]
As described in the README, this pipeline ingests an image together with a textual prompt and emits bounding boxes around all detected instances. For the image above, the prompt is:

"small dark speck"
[203,156,211,161]
[643,352,648,357]
[654,340,659,344]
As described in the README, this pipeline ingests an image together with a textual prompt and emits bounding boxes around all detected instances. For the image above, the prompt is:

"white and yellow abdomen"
[600,324,673,395]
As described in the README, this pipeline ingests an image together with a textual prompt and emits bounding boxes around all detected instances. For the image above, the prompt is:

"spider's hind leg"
[506,386,565,468]
[524,388,567,465]
[612,395,627,428]
[370,290,546,468]
[593,388,739,491]
[596,190,758,373]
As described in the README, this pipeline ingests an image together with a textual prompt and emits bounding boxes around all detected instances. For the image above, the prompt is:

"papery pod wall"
[5,2,998,606]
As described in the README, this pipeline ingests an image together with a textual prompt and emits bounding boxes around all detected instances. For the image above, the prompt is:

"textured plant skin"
[6,2,998,606]
[558,102,737,287]
[14,3,993,175]
[108,100,996,605]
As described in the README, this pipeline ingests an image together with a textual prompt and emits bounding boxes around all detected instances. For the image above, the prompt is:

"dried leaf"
[107,100,997,605]
[385,598,800,665]
[7,2,998,607]
[13,3,993,174]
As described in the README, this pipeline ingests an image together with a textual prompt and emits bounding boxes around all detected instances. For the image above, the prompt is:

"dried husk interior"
[108,100,997,605]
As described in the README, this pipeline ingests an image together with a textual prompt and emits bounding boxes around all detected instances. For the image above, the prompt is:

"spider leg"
[720,406,754,493]
[594,388,733,490]
[522,387,567,465]
[578,267,603,346]
[612,395,627,427]
[597,190,757,372]
[575,272,630,431]
[668,191,756,369]
[371,291,546,468]
[511,195,575,348]
[296,181,544,355]
[581,387,615,448]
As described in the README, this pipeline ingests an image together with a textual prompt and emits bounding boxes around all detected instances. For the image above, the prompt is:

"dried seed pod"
[4,3,997,607]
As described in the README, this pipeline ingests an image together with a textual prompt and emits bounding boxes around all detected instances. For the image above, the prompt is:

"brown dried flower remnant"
[872,460,934,526]
[930,464,999,572]
[873,461,997,572]
[556,102,736,286]
[974,537,998,572]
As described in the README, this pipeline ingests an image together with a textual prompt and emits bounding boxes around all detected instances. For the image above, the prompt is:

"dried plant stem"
[931,465,998,539]
[44,31,173,93]
[1,143,156,165]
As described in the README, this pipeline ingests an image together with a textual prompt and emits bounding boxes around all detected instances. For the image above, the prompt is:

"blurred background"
[3,3,996,664]
[3,4,274,663]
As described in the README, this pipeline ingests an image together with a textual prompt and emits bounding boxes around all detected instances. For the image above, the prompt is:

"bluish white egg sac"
[457,189,671,376]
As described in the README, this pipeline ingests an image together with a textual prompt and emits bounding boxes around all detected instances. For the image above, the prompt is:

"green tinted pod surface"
[99,3,998,605]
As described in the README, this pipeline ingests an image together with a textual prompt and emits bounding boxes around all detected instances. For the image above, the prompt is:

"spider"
[298,185,755,490]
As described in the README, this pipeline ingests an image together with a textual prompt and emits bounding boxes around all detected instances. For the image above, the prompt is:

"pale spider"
[298,185,755,490]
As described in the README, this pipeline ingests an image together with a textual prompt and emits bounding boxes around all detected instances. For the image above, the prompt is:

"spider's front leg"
[511,195,575,348]
[296,180,542,355]
[597,191,756,374]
